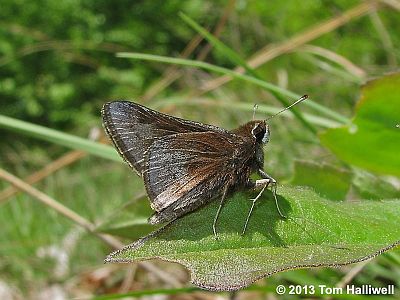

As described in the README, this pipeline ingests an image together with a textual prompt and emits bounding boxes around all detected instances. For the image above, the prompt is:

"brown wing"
[101,101,228,175]
[143,131,244,219]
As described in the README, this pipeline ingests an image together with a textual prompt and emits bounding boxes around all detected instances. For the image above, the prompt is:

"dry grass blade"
[141,0,236,102]
[0,150,86,204]
[0,167,122,248]
[0,21,49,40]
[119,265,137,293]
[0,129,106,204]
[369,9,397,66]
[0,23,104,69]
[201,0,379,92]
[336,260,370,288]
[0,168,183,288]
[196,0,236,61]
[0,40,130,68]
[382,0,400,11]
[141,34,204,102]
[298,44,367,79]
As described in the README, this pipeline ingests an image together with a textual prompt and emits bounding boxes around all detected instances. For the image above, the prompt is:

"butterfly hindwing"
[143,132,241,222]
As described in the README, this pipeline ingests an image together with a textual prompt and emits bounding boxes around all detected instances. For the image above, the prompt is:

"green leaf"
[290,161,352,201]
[352,169,400,200]
[320,73,400,177]
[0,114,121,162]
[105,186,400,291]
[96,196,161,240]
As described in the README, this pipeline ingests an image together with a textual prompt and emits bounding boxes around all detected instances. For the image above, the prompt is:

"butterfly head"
[251,120,270,144]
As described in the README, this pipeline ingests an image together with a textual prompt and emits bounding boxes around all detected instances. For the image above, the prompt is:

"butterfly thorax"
[229,120,269,188]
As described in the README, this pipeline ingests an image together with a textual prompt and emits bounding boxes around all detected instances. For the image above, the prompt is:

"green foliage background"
[0,0,399,298]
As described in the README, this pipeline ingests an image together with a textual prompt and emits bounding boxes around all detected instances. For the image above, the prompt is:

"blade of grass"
[0,168,182,288]
[0,150,86,204]
[117,52,349,124]
[91,283,280,300]
[0,115,121,162]
[0,168,122,248]
[382,0,400,11]
[0,40,129,68]
[142,0,235,102]
[152,97,341,128]
[141,34,204,102]
[1,129,104,204]
[301,53,363,84]
[336,261,370,289]
[180,12,259,77]
[201,0,378,92]
[91,287,202,300]
[298,44,366,79]
[196,0,236,61]
[369,9,397,66]
[179,12,317,134]
[385,251,400,265]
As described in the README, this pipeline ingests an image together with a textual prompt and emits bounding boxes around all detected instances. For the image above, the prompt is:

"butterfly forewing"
[102,101,228,175]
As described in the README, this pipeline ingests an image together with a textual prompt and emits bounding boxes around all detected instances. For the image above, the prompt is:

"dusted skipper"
[102,95,307,237]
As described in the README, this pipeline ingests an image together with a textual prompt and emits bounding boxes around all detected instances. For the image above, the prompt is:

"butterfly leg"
[213,184,229,240]
[242,178,270,235]
[258,169,286,219]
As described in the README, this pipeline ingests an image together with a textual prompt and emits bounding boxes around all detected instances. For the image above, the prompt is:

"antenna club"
[265,94,308,121]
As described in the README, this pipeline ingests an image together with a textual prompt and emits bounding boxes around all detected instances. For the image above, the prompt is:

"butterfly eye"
[251,123,266,143]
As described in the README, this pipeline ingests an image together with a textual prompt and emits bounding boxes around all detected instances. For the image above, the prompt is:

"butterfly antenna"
[265,95,308,121]
[252,104,258,120]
